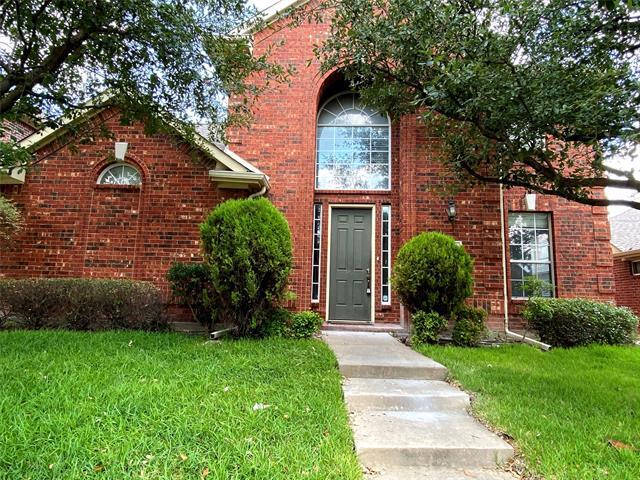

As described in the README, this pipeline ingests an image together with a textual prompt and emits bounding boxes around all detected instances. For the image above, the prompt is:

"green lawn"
[0,331,361,480]
[417,343,640,480]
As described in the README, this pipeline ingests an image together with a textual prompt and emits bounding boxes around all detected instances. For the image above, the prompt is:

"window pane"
[316,93,390,191]
[511,281,525,298]
[99,163,141,185]
[311,203,322,302]
[508,212,553,298]
[511,263,524,280]
[535,214,549,228]
[372,138,389,150]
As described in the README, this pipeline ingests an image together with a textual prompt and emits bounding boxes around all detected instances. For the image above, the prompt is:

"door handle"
[366,268,371,295]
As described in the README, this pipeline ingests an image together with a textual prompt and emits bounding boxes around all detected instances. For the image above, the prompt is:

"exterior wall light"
[446,199,457,222]
[114,142,128,161]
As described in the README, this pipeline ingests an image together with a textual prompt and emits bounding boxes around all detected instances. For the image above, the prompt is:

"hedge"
[0,278,166,331]
[523,297,638,347]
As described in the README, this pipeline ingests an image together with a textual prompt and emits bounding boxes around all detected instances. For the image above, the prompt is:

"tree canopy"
[318,0,640,208]
[0,0,287,171]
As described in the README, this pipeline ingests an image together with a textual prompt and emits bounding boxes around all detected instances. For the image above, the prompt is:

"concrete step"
[363,466,517,479]
[322,323,408,334]
[344,378,469,411]
[323,332,448,380]
[351,410,514,469]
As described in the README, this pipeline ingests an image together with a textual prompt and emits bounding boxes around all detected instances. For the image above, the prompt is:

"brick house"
[610,208,640,316]
[0,1,616,331]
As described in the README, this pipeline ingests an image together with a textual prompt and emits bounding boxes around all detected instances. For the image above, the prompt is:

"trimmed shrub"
[0,194,24,247]
[288,311,323,339]
[411,311,447,345]
[200,198,292,337]
[260,307,292,338]
[260,309,323,339]
[166,262,213,330]
[452,305,487,347]
[0,278,166,331]
[392,231,474,318]
[523,297,638,347]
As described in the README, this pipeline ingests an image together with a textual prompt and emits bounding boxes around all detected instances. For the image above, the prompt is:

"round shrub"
[166,262,213,330]
[260,307,292,338]
[523,297,638,347]
[392,232,473,317]
[200,198,292,337]
[411,310,448,345]
[452,305,487,347]
[288,311,323,339]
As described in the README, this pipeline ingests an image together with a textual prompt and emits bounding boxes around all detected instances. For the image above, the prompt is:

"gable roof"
[13,98,269,190]
[610,207,640,253]
[239,0,309,35]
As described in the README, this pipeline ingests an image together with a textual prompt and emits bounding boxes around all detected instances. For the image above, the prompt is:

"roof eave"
[208,169,270,190]
[613,248,640,261]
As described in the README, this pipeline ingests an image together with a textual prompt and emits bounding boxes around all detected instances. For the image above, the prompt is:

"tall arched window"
[316,93,390,190]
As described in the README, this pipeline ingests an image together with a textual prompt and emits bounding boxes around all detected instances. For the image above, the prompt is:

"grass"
[417,343,640,480]
[0,330,361,480]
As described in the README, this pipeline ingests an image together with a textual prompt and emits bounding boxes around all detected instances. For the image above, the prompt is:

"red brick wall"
[1,6,617,330]
[614,258,640,316]
[229,4,616,330]
[1,120,35,142]
[0,110,240,319]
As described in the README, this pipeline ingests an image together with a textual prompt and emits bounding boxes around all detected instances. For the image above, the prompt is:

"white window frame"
[508,212,555,299]
[381,205,391,305]
[97,162,142,185]
[632,260,640,276]
[311,203,323,303]
[315,92,392,191]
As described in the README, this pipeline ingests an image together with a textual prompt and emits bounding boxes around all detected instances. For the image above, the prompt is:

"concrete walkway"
[323,331,516,480]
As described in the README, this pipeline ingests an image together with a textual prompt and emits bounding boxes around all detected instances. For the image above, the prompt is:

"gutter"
[613,248,640,261]
[248,185,268,199]
[208,169,270,190]
[499,183,552,351]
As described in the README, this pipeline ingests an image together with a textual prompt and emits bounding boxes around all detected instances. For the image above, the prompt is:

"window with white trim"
[311,203,322,302]
[508,212,554,298]
[316,92,390,190]
[381,205,391,305]
[632,261,640,276]
[97,163,141,185]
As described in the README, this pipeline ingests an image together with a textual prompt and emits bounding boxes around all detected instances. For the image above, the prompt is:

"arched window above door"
[316,93,390,190]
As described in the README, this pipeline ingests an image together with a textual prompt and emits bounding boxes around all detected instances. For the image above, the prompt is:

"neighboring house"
[0,1,616,330]
[610,208,640,316]
[0,119,37,184]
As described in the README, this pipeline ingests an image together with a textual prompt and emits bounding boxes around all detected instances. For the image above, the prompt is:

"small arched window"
[97,163,142,186]
[316,92,390,190]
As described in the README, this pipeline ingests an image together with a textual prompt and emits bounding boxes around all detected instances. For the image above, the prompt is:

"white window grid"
[311,203,322,303]
[508,212,555,299]
[381,205,391,305]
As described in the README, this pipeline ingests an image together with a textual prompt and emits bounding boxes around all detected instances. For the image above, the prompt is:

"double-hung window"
[508,212,554,298]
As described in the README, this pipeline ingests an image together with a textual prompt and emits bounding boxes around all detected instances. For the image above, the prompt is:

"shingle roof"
[610,207,640,252]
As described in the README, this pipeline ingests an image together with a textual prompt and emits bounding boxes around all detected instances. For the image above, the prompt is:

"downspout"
[248,184,267,199]
[499,183,551,351]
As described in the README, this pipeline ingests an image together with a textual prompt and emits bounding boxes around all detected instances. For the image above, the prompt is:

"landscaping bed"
[0,330,361,479]
[417,343,640,479]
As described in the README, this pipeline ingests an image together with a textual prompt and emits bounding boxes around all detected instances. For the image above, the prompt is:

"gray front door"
[329,208,372,322]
